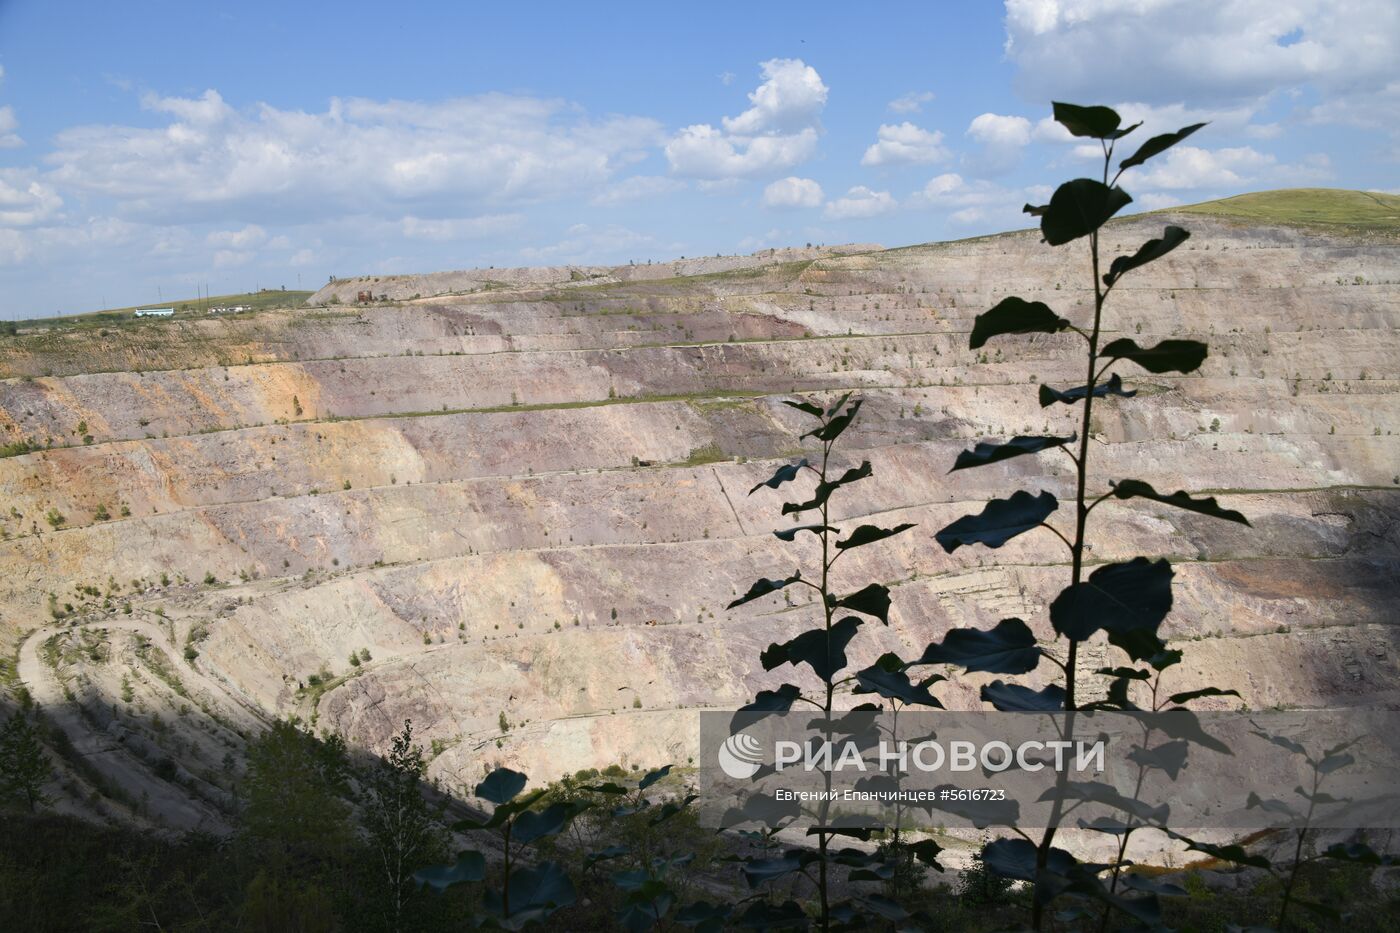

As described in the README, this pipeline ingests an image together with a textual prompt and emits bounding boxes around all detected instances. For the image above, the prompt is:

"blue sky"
[1,0,1396,317]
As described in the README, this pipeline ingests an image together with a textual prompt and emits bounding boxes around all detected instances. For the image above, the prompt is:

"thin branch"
[1083,491,1114,517]
[1039,521,1075,554]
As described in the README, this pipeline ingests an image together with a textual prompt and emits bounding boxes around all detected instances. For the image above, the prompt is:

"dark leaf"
[1250,730,1307,757]
[761,616,863,681]
[1247,792,1300,818]
[835,522,916,550]
[951,434,1076,472]
[513,801,589,844]
[773,524,835,542]
[806,399,863,441]
[1088,672,1141,712]
[639,764,673,791]
[1104,225,1190,287]
[454,789,547,831]
[476,767,529,806]
[1166,686,1241,706]
[733,900,808,929]
[1041,179,1133,246]
[934,490,1058,553]
[916,618,1042,674]
[981,680,1066,712]
[740,850,817,888]
[909,838,946,870]
[1120,873,1188,897]
[1119,122,1207,171]
[1040,372,1137,407]
[1023,202,1048,217]
[853,662,945,708]
[584,845,629,867]
[983,837,1078,881]
[1127,740,1189,779]
[834,583,892,625]
[1149,648,1184,671]
[782,399,824,417]
[674,902,732,930]
[813,827,879,842]
[1050,557,1174,646]
[1043,780,1169,824]
[1321,842,1393,865]
[969,296,1071,349]
[727,573,802,609]
[483,861,576,921]
[738,683,803,715]
[1096,665,1151,680]
[414,850,486,891]
[1156,710,1232,755]
[619,884,675,933]
[1100,337,1208,374]
[781,461,872,515]
[1052,101,1125,139]
[1111,479,1250,525]
[1317,752,1356,775]
[1168,834,1271,869]
[648,794,700,825]
[749,459,808,495]
[825,391,853,417]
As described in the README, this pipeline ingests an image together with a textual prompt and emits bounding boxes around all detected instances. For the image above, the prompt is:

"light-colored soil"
[2,212,1397,829]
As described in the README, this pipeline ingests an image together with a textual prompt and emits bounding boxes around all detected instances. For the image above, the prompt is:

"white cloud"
[861,122,950,166]
[721,59,828,135]
[43,90,664,224]
[762,176,824,209]
[213,249,253,268]
[518,223,669,264]
[824,186,896,219]
[888,91,936,114]
[0,228,28,266]
[1003,0,1400,104]
[0,169,62,226]
[666,59,827,179]
[1032,116,1075,143]
[207,224,267,249]
[0,106,23,148]
[1130,144,1332,189]
[666,124,818,179]
[965,113,1033,174]
[967,113,1032,148]
[399,214,523,241]
[590,175,684,206]
[908,172,1037,230]
[1135,192,1187,209]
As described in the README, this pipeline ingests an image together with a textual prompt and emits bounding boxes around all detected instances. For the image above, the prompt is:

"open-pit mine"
[1,191,1397,836]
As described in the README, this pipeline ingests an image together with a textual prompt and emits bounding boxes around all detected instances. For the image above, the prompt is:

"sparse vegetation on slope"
[1167,187,1400,231]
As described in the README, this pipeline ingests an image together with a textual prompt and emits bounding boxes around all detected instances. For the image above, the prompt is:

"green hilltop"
[1165,187,1400,230]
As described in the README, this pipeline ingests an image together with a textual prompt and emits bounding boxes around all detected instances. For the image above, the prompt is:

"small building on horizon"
[134,308,174,318]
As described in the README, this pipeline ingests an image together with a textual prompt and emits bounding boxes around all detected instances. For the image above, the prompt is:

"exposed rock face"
[2,214,1397,799]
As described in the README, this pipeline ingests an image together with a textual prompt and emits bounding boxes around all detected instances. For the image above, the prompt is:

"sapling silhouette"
[728,394,943,930]
[921,101,1252,930]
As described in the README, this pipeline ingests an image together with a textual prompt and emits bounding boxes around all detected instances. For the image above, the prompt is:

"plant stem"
[817,430,834,933]
[1033,147,1113,933]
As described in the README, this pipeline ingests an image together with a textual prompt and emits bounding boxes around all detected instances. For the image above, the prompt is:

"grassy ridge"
[16,290,314,330]
[1166,188,1400,230]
